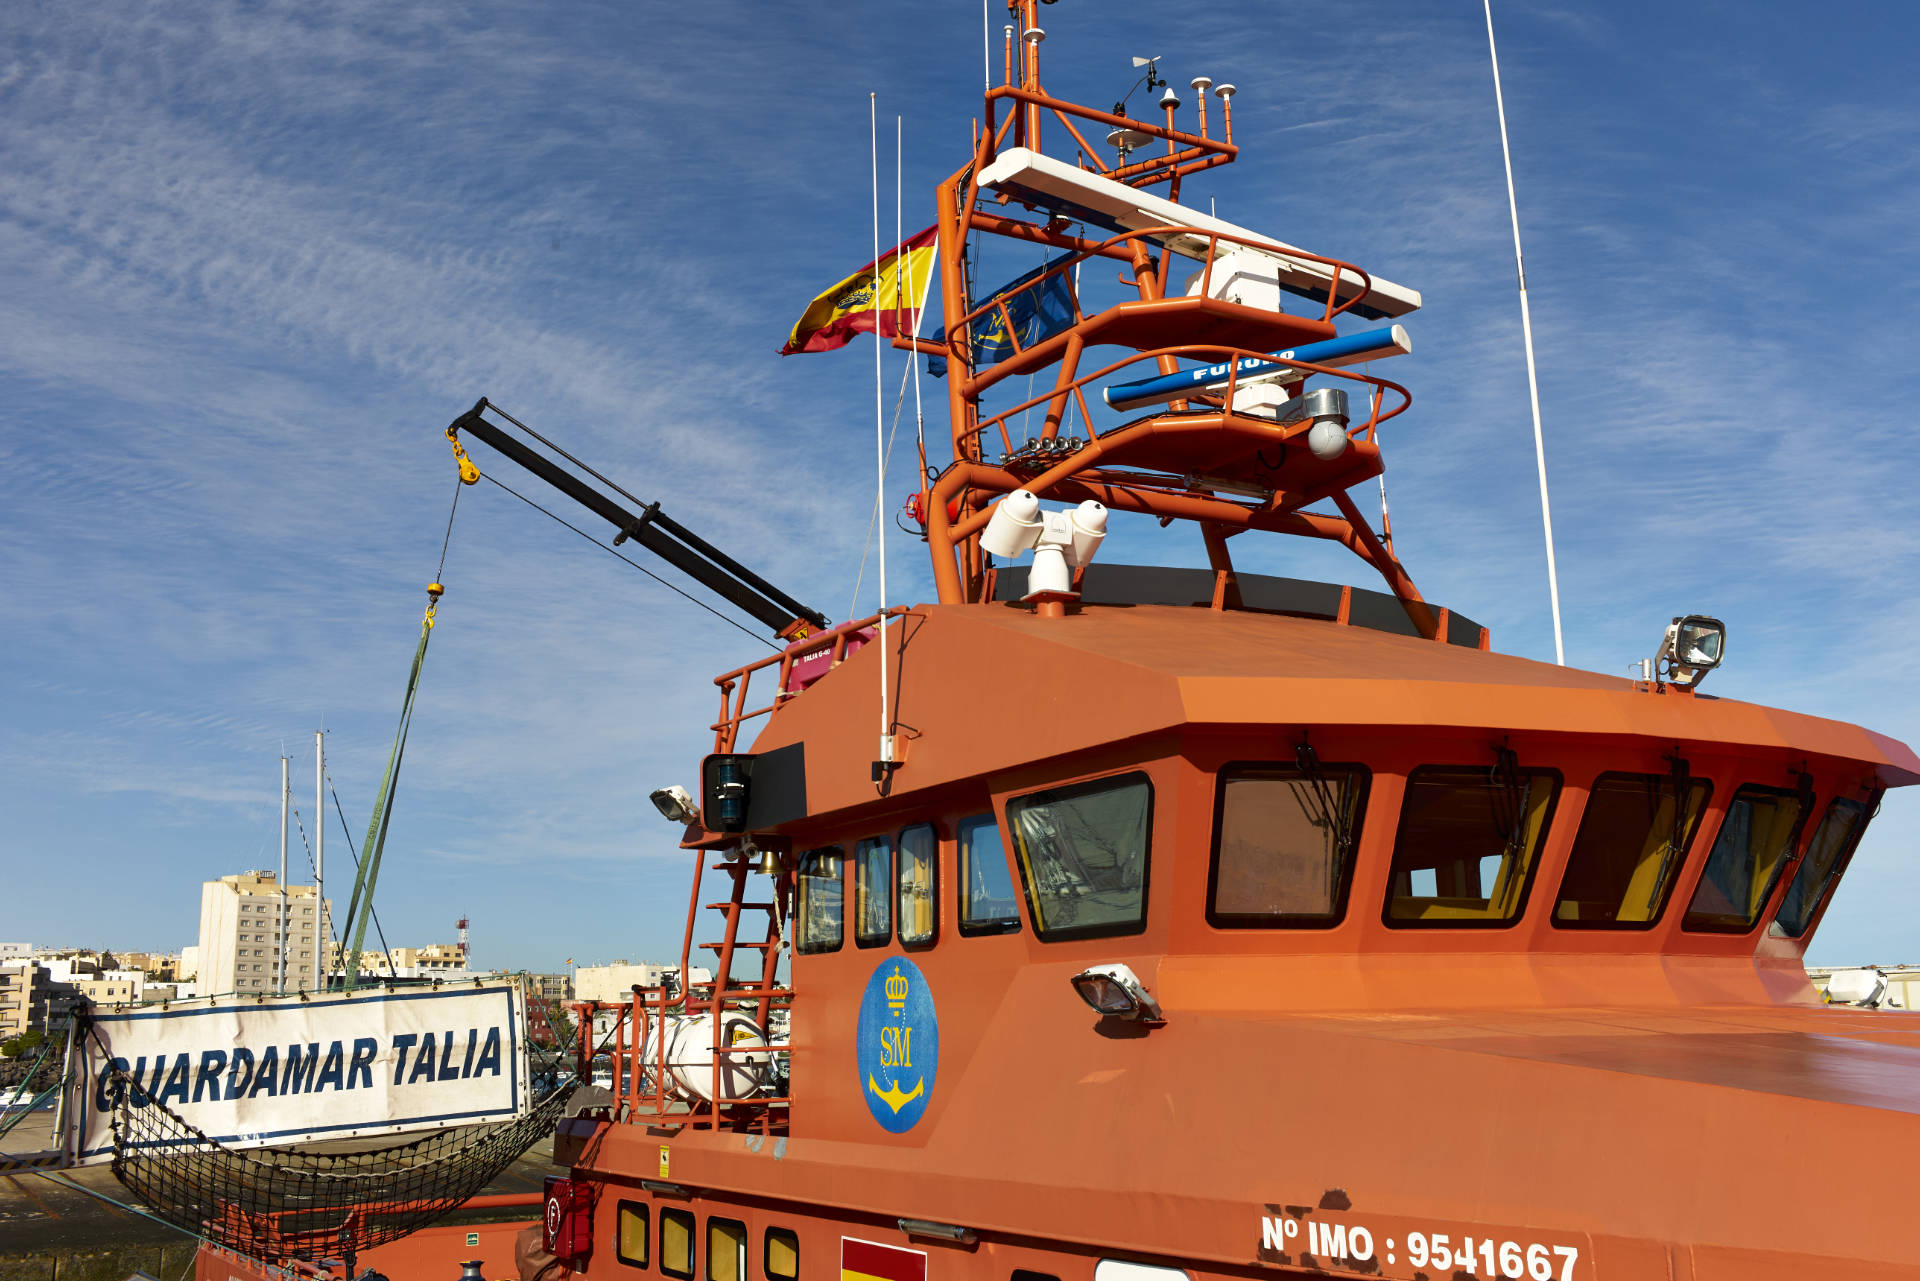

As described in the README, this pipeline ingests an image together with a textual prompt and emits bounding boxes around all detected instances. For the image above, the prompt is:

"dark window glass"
[765,1228,799,1281]
[1209,762,1371,927]
[1008,773,1153,940]
[1553,772,1712,929]
[661,1209,695,1281]
[958,814,1021,935]
[854,836,892,946]
[1774,796,1874,938]
[1385,765,1561,927]
[708,1218,747,1281]
[897,824,937,948]
[1683,784,1809,932]
[617,1201,650,1269]
[796,848,843,954]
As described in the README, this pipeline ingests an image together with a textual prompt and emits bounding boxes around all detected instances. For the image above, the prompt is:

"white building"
[574,962,713,1004]
[196,871,331,995]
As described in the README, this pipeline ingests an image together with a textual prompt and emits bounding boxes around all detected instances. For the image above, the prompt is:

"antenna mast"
[1485,0,1566,666]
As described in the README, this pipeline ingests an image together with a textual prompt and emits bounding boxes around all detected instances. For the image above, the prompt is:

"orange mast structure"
[366,5,1919,1279]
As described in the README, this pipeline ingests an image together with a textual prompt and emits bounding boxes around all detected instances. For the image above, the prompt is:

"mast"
[314,730,324,971]
[278,754,288,995]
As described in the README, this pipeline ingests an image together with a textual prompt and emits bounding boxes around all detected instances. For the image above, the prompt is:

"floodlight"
[1069,963,1165,1024]
[1653,615,1726,690]
[649,785,697,825]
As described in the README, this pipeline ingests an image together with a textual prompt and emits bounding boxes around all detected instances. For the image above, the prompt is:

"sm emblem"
[855,957,939,1132]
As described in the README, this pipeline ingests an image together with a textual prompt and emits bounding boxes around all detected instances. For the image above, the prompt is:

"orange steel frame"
[910,0,1439,637]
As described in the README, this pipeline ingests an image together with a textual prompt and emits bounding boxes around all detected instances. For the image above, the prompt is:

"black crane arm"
[447,398,828,640]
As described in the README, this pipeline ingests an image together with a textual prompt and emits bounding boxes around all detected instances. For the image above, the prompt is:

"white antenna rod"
[279,755,289,995]
[982,0,991,92]
[314,730,325,945]
[1485,0,1566,666]
[870,95,894,769]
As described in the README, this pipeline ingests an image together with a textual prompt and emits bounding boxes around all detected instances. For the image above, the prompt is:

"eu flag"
[929,262,1076,376]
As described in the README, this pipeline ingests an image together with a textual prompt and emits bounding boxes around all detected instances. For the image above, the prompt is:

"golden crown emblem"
[885,972,909,1010]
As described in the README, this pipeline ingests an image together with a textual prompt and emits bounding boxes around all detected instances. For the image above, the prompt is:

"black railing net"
[102,1044,573,1266]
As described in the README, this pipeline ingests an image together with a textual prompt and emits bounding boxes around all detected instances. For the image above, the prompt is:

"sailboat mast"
[279,754,289,995]
[314,730,325,966]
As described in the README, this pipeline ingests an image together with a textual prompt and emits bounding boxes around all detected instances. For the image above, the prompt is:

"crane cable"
[341,470,464,991]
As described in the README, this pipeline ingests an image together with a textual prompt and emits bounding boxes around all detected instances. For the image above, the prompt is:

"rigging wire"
[480,473,777,651]
[325,771,395,965]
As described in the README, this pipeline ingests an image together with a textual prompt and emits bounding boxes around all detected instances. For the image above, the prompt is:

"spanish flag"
[781,226,937,355]
[841,1238,926,1281]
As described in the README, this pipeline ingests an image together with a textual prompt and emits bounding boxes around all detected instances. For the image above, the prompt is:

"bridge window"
[1774,795,1875,938]
[1683,784,1809,932]
[617,1201,650,1268]
[959,814,1021,935]
[1553,772,1712,928]
[765,1228,799,1281]
[898,824,938,948]
[708,1218,747,1281]
[1385,765,1561,926]
[1008,772,1154,941]
[1209,762,1370,927]
[796,847,844,955]
[661,1208,695,1280]
[855,836,893,947]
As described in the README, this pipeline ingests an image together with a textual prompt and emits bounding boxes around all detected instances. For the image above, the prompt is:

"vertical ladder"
[697,850,794,1133]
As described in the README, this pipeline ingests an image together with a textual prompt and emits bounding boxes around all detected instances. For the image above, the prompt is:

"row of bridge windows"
[795,761,1877,950]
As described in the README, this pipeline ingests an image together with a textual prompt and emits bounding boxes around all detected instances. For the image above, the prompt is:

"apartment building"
[196,871,332,994]
[0,963,50,1040]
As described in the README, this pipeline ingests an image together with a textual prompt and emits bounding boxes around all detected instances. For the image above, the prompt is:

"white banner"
[71,980,528,1165]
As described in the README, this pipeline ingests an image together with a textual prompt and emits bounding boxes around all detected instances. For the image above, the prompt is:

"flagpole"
[1485,0,1566,666]
[870,94,894,773]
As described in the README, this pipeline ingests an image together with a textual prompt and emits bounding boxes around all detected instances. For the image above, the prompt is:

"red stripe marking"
[842,1238,927,1281]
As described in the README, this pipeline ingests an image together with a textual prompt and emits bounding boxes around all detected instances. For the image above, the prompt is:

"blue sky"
[1,0,1914,971]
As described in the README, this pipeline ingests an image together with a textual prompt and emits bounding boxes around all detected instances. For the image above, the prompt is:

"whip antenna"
[870,93,895,777]
[1486,0,1566,666]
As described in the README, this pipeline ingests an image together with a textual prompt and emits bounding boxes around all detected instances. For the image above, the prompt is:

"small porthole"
[661,1208,695,1280]
[708,1217,747,1281]
[617,1201,650,1269]
[766,1227,800,1281]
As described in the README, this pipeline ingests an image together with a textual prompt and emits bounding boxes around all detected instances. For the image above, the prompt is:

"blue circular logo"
[856,957,938,1132]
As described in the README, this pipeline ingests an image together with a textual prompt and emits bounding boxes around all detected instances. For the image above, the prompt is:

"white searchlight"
[981,490,1108,604]
[1653,614,1726,690]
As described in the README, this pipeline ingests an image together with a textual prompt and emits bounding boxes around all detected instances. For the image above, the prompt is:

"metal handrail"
[966,340,1411,460]
[946,223,1375,371]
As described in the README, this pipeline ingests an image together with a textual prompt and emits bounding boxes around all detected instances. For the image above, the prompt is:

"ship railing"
[940,222,1376,393]
[572,980,794,1134]
[709,605,919,754]
[961,338,1410,465]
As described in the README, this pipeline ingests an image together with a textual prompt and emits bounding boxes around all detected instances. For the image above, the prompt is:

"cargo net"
[99,1043,574,1268]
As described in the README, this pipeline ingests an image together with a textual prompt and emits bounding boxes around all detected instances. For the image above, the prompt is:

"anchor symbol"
[867,1074,925,1114]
